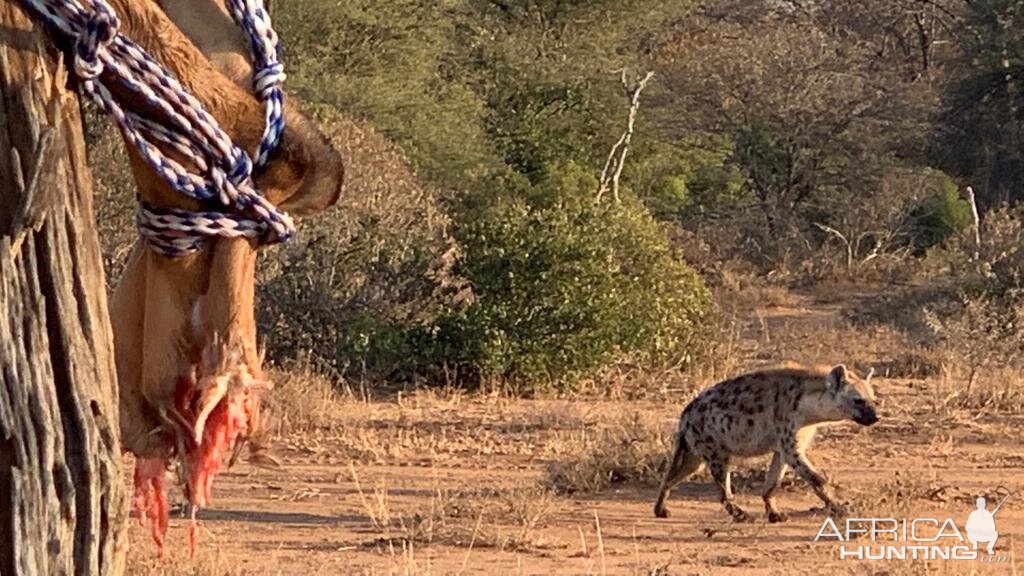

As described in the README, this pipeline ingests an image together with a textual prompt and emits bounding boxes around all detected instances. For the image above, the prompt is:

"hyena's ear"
[827,364,847,392]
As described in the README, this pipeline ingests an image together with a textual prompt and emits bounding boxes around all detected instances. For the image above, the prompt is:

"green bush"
[437,162,715,390]
[908,173,972,252]
[625,138,744,221]
[255,115,467,382]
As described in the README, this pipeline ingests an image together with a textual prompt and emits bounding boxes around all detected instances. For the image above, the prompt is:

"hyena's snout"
[852,398,879,426]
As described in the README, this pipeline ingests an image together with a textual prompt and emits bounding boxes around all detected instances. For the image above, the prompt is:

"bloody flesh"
[132,355,260,556]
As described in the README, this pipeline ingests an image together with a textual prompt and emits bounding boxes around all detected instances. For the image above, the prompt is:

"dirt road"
[127,292,1024,575]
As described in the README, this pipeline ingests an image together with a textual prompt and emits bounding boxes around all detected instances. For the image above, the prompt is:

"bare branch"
[814,222,853,273]
[597,70,655,204]
[962,185,981,261]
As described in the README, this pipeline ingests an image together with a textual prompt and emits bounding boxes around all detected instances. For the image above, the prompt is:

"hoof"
[768,511,788,523]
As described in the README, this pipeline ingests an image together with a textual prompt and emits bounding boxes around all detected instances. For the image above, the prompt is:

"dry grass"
[924,365,1024,415]
[124,539,248,576]
[842,562,935,575]
[349,464,556,553]
[124,558,244,576]
[544,410,673,494]
[876,349,944,379]
[264,361,347,436]
[126,284,1024,574]
[732,283,804,310]
[844,469,943,518]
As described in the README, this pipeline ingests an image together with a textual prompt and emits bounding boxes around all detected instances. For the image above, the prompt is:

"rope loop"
[225,0,285,170]
[20,0,295,259]
[226,146,253,187]
[253,62,284,98]
[72,8,117,79]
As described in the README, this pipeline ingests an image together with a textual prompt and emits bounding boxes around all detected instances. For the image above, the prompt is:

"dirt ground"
[125,290,1024,575]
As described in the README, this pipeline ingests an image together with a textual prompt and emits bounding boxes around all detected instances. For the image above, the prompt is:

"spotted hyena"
[653,364,879,522]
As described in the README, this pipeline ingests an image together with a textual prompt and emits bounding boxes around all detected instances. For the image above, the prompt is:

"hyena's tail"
[654,430,700,518]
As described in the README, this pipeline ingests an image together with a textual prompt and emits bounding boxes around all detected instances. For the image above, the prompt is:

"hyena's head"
[826,364,879,426]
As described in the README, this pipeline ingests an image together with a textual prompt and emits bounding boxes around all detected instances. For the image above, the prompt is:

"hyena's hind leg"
[708,453,751,522]
[654,433,701,518]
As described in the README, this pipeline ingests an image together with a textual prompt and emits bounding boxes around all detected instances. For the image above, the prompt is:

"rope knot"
[208,147,252,205]
[72,9,118,80]
[24,0,294,258]
[252,63,285,98]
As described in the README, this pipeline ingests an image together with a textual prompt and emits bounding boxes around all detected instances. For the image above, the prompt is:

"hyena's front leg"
[781,442,844,516]
[762,451,790,523]
[708,453,750,522]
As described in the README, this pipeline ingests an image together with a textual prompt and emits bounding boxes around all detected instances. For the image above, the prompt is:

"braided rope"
[225,0,285,170]
[19,0,294,258]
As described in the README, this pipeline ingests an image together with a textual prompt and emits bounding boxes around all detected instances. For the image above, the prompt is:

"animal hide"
[101,0,343,554]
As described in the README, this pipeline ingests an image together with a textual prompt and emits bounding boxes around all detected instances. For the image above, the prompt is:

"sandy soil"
[125,292,1024,575]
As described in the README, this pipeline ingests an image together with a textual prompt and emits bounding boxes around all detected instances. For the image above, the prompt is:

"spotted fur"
[653,364,878,522]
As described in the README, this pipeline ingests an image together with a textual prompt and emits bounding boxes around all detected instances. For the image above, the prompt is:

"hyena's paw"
[767,511,788,523]
[654,503,669,519]
[726,503,752,523]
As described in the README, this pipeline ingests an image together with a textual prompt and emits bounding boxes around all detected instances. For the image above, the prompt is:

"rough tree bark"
[0,2,128,575]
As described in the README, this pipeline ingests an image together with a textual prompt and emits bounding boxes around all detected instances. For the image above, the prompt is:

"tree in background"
[648,2,947,269]
[936,0,1024,206]
[83,0,1024,388]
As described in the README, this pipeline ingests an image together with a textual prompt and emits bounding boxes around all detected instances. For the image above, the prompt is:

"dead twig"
[597,70,654,204]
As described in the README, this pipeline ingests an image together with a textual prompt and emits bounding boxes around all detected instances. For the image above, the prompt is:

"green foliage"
[921,203,1024,292]
[908,174,972,252]
[268,0,718,390]
[438,162,715,389]
[276,0,501,189]
[92,0,1018,391]
[278,0,694,190]
[625,138,745,219]
[453,0,691,179]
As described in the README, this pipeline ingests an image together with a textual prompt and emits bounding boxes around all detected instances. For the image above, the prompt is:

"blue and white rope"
[225,0,285,170]
[19,0,293,258]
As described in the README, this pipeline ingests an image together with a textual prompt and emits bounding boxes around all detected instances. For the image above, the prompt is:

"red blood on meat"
[132,457,169,556]
[134,366,257,556]
[185,392,249,508]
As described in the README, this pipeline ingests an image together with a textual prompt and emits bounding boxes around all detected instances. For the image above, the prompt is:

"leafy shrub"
[926,290,1024,367]
[437,162,716,390]
[275,0,499,191]
[626,138,744,221]
[907,174,972,252]
[256,113,467,381]
[919,204,1024,394]
[920,203,1024,289]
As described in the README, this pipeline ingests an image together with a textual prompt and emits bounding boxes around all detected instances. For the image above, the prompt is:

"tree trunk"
[0,2,127,575]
